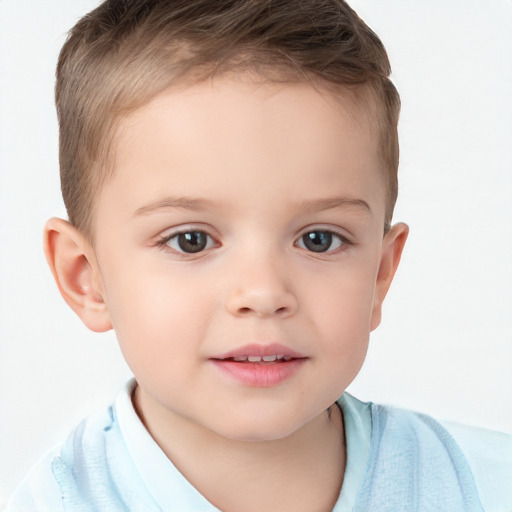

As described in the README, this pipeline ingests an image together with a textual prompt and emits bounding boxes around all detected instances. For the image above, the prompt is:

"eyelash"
[156,228,352,256]
[294,229,351,254]
[156,229,217,256]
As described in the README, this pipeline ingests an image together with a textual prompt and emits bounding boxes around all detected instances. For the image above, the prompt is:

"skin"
[45,75,408,512]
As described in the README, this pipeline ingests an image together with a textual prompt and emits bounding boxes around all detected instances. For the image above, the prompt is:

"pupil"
[303,231,332,252]
[178,232,207,253]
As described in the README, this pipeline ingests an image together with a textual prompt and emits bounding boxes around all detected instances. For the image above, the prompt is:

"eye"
[296,230,346,253]
[164,230,216,254]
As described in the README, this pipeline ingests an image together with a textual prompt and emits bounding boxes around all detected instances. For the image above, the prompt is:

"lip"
[210,343,307,387]
[212,343,306,360]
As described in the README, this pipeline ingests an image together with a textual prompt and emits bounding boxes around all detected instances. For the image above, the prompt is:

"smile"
[229,355,293,363]
[210,344,307,387]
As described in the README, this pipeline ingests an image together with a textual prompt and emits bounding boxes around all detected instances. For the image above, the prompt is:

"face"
[90,76,404,442]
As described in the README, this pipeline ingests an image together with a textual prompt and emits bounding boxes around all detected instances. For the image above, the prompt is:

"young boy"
[6,0,511,511]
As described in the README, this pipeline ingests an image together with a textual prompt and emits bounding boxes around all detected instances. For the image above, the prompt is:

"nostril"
[237,305,288,316]
[228,290,298,318]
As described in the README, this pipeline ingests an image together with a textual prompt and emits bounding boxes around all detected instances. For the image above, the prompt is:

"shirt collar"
[115,378,221,511]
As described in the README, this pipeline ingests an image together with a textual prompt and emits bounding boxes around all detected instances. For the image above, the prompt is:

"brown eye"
[297,230,344,253]
[166,231,213,253]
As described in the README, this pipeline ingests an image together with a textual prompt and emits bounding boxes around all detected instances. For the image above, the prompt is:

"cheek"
[303,262,377,379]
[102,262,214,370]
[308,263,377,330]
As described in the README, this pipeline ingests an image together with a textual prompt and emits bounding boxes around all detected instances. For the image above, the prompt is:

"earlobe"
[370,222,409,331]
[43,218,112,333]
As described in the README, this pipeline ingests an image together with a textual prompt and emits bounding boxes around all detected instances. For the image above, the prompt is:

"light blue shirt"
[6,380,512,511]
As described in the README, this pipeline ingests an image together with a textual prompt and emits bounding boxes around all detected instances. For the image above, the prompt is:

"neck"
[133,386,345,512]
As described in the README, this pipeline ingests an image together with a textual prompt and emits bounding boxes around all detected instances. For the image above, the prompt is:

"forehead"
[96,76,385,226]
[118,75,377,152]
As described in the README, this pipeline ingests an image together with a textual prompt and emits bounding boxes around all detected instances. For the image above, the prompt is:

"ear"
[370,222,409,331]
[43,217,113,332]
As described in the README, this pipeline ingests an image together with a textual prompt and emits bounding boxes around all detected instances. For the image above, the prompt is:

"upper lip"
[211,343,306,360]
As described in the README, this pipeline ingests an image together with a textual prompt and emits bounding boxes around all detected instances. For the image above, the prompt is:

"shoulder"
[440,420,512,512]
[5,406,118,512]
[4,443,64,512]
[341,395,512,512]
[7,382,162,512]
[369,402,512,512]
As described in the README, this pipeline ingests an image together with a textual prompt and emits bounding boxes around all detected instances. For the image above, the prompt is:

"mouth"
[210,344,307,387]
[211,343,306,364]
[216,354,296,364]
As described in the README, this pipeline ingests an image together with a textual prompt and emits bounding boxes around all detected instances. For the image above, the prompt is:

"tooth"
[262,355,277,362]
[248,356,262,362]
[276,355,285,360]
[233,356,248,362]
[283,355,293,361]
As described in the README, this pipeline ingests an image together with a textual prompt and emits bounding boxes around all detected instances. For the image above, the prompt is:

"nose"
[225,254,298,318]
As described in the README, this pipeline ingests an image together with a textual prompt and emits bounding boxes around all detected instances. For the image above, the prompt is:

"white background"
[1,0,511,503]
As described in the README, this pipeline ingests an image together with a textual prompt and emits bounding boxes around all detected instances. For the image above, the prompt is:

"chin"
[209,411,310,443]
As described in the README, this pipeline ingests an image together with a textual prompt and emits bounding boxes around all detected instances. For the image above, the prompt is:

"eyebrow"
[295,196,372,215]
[133,194,371,217]
[134,196,216,217]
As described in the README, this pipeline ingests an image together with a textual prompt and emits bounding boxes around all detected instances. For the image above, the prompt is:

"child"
[6,0,511,511]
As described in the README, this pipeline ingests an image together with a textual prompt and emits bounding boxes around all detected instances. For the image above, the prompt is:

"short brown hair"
[56,0,400,240]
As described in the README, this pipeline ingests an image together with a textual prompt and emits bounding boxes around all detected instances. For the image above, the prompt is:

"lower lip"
[210,359,306,387]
